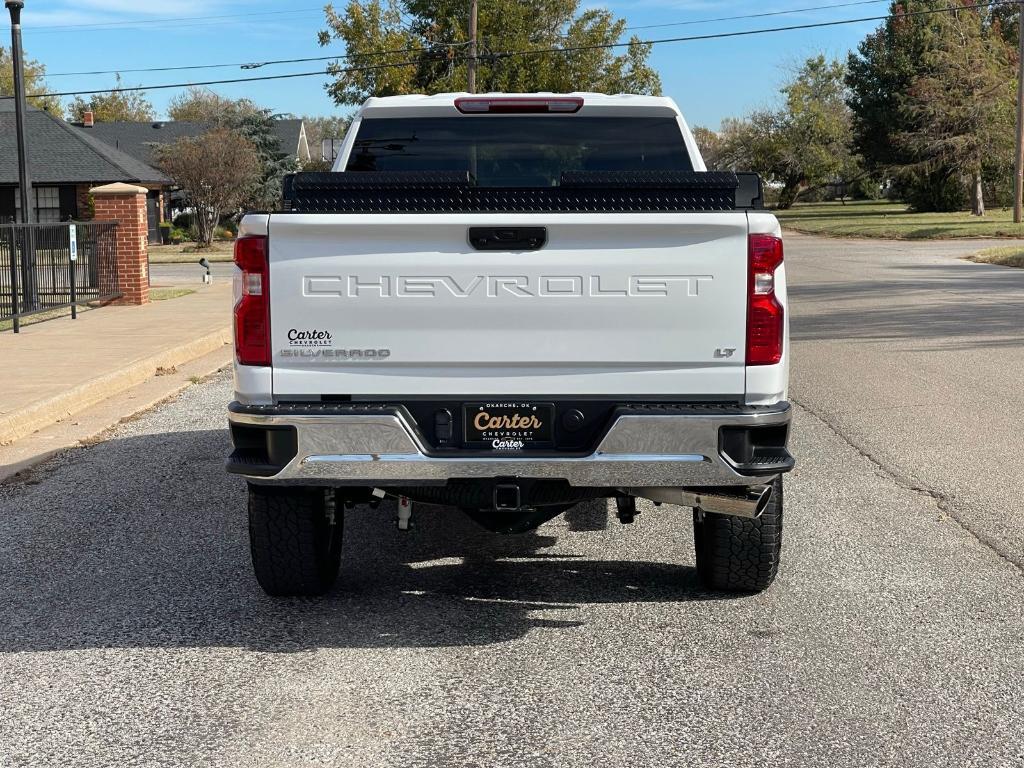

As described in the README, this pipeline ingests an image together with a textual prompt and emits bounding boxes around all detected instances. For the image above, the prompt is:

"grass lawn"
[775,200,1024,239]
[150,287,196,301]
[149,241,234,264]
[965,245,1024,268]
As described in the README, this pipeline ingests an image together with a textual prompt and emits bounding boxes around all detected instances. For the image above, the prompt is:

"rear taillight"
[454,97,584,114]
[746,233,784,366]
[233,235,270,366]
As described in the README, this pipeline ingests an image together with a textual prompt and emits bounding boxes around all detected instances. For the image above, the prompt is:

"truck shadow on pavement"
[0,427,730,655]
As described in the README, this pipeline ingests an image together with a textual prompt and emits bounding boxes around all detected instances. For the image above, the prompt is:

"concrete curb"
[0,326,232,446]
[0,346,232,483]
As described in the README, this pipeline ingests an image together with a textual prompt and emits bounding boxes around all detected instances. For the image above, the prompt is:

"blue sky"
[12,0,885,129]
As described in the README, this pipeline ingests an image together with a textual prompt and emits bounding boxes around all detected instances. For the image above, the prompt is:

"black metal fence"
[0,221,120,332]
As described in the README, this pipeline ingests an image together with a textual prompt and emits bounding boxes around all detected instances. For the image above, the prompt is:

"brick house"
[0,102,171,242]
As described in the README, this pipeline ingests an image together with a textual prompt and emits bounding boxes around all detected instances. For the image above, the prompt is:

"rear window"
[344,116,692,187]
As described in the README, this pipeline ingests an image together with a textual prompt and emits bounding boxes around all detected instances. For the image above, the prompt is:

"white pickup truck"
[227,93,794,597]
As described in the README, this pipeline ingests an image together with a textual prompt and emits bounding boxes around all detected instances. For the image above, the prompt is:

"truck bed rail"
[280,171,763,214]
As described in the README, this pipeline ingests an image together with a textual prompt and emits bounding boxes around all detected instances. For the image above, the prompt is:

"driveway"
[1,234,1022,767]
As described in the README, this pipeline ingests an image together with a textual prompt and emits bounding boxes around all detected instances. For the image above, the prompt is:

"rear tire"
[248,484,343,597]
[693,478,783,593]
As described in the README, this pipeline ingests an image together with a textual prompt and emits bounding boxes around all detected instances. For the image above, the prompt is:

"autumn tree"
[301,114,351,169]
[717,56,855,208]
[166,86,262,124]
[165,87,299,208]
[318,0,661,105]
[69,74,154,122]
[0,46,61,115]
[691,126,722,170]
[156,128,262,246]
[846,0,1015,211]
[897,8,1015,215]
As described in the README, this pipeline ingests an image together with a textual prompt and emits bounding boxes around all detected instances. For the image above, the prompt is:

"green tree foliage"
[846,0,1015,212]
[0,46,62,115]
[68,74,154,122]
[230,110,300,210]
[717,56,856,209]
[318,0,661,105]
[897,8,1015,216]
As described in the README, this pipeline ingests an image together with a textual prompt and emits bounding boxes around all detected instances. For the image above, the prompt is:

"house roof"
[76,118,308,167]
[0,101,170,185]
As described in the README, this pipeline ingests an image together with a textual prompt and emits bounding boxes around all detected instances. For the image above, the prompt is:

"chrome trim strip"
[303,453,707,464]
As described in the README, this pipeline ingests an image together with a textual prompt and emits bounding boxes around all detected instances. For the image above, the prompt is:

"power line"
[492,0,1018,62]
[46,44,469,79]
[9,57,441,99]
[621,0,890,32]
[5,0,1016,101]
[43,0,893,78]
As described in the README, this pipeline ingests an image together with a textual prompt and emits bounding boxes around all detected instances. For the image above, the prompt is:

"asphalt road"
[2,235,1024,767]
[150,261,235,287]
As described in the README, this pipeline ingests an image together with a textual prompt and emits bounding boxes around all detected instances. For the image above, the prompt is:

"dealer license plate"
[463,402,554,448]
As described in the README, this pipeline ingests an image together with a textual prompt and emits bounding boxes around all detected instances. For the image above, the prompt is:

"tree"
[845,0,1014,211]
[69,74,154,122]
[318,0,661,106]
[301,115,351,170]
[166,86,262,124]
[230,110,301,209]
[691,126,722,169]
[897,8,1015,216]
[166,88,299,207]
[717,56,856,208]
[155,128,262,246]
[0,46,62,115]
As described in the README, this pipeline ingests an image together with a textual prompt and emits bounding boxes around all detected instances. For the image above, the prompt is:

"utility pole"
[1015,0,1024,223]
[467,0,478,93]
[6,1,32,227]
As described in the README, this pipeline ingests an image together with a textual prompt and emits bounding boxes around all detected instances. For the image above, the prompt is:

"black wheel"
[693,478,783,593]
[247,484,343,597]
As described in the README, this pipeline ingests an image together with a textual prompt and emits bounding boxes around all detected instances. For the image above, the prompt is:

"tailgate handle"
[468,227,547,251]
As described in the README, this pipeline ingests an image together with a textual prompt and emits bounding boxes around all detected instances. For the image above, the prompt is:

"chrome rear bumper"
[227,401,793,487]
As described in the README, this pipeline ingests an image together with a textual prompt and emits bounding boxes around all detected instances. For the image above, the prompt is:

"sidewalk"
[0,281,232,446]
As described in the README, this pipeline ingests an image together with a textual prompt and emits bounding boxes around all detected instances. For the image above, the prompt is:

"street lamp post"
[6,0,38,321]
[6,1,32,227]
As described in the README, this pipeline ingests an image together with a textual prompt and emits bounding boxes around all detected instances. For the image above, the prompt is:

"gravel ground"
[2,235,1023,767]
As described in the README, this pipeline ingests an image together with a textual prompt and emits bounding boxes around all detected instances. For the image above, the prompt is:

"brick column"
[90,183,150,305]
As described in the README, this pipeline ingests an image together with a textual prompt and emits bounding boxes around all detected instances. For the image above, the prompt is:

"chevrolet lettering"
[303,274,714,299]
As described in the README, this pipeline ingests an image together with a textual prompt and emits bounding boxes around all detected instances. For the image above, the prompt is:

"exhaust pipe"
[624,485,773,519]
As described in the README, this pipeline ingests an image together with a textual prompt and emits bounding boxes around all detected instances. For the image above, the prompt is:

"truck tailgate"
[267,212,749,397]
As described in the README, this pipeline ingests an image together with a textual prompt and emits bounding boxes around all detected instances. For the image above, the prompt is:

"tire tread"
[248,485,342,597]
[693,478,783,593]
